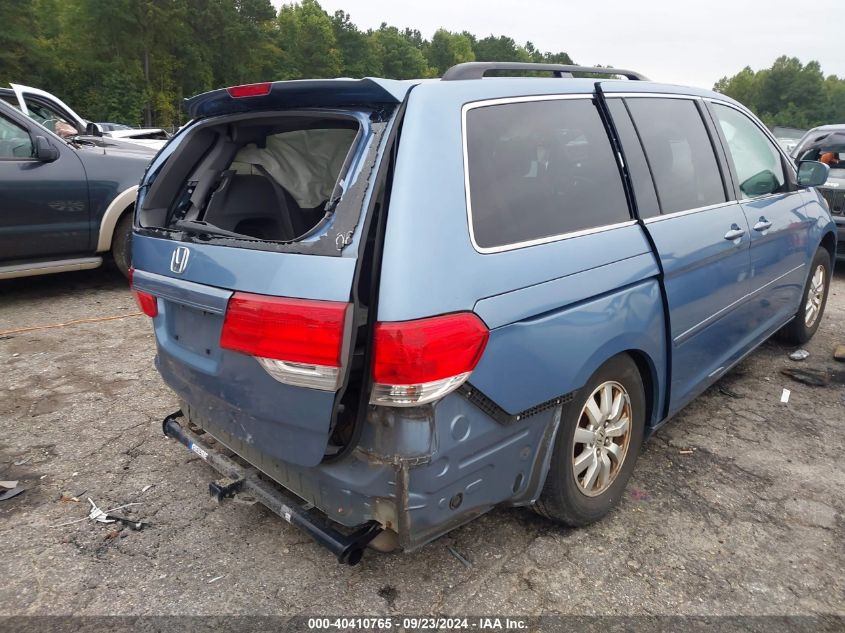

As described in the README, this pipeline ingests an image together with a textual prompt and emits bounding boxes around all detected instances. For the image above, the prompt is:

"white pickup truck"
[0,83,168,150]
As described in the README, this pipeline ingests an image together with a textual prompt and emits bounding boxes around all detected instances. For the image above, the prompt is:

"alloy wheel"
[571,381,632,497]
[804,264,826,327]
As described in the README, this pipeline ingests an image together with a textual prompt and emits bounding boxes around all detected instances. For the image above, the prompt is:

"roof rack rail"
[441,62,648,82]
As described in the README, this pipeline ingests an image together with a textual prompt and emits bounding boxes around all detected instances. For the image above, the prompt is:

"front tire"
[535,354,645,527]
[776,247,832,345]
[111,211,134,279]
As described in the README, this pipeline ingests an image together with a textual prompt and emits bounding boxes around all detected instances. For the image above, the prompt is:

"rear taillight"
[371,312,489,407]
[220,292,350,391]
[226,82,272,98]
[128,267,158,317]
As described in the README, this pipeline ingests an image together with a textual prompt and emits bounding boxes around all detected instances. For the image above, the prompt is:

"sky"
[271,0,843,89]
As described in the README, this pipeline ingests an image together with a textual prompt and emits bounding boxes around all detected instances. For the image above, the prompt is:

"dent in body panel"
[471,273,666,420]
[397,394,558,550]
[178,382,562,551]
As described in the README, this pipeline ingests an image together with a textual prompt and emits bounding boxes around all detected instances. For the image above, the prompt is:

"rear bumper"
[171,389,562,557]
[162,411,382,565]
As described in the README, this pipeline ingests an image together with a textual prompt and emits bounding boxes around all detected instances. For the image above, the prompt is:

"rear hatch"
[132,79,411,467]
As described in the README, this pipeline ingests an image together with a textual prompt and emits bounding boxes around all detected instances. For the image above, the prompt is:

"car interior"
[800,147,845,174]
[140,114,361,242]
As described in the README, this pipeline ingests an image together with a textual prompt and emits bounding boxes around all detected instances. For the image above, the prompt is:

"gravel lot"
[1,265,843,618]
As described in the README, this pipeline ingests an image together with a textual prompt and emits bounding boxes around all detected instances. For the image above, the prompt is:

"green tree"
[823,75,845,123]
[714,66,759,111]
[715,56,842,128]
[427,29,475,75]
[472,35,528,62]
[331,10,379,77]
[369,24,432,79]
[0,1,599,127]
[277,0,342,78]
[0,0,45,82]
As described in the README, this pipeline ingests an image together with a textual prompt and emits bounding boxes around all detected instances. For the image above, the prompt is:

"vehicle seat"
[203,173,296,241]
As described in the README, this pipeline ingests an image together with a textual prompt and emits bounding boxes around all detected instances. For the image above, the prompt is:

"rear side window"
[606,99,660,218]
[711,103,787,199]
[626,98,727,214]
[465,98,630,250]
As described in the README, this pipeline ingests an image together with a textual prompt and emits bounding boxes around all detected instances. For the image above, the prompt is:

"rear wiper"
[172,220,247,239]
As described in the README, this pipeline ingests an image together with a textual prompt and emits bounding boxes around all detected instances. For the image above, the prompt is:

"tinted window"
[627,98,726,214]
[0,115,33,159]
[607,99,660,218]
[466,99,630,249]
[712,103,787,199]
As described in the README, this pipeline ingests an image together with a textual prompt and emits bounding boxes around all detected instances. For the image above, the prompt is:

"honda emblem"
[170,246,190,274]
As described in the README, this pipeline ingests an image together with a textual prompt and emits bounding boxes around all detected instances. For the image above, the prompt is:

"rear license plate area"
[167,302,224,358]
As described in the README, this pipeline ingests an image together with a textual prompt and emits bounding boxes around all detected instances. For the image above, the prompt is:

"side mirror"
[797,160,830,188]
[34,135,59,162]
[85,121,103,136]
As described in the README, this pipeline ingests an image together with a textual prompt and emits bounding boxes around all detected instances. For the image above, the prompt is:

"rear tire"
[776,247,832,345]
[111,211,134,279]
[535,354,645,527]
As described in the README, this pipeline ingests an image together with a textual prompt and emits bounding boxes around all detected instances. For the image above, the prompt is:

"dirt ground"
[0,265,843,618]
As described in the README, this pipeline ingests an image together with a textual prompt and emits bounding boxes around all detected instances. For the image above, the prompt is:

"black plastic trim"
[457,383,576,425]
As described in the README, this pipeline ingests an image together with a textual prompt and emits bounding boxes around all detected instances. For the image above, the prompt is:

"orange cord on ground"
[0,312,143,337]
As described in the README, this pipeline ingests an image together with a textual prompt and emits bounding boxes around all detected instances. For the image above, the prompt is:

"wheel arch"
[96,185,138,252]
[820,229,836,261]
[622,349,660,431]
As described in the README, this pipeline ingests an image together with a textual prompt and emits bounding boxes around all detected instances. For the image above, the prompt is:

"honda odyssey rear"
[132,77,502,561]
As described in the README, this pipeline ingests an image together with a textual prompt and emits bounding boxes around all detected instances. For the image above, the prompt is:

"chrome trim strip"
[464,93,593,110]
[469,220,639,254]
[642,201,737,223]
[461,93,638,254]
[608,92,703,101]
[673,263,805,345]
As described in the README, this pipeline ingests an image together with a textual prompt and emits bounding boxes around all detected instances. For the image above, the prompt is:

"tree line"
[715,56,845,130]
[0,0,573,127]
[1,0,842,131]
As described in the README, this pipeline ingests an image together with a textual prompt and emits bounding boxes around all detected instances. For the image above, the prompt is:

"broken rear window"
[137,110,375,250]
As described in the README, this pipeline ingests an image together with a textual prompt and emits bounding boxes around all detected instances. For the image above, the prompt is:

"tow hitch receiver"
[162,410,382,565]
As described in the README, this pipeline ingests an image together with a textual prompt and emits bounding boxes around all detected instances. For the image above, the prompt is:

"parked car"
[771,125,807,155]
[97,122,134,132]
[792,124,845,260]
[0,84,169,149]
[0,99,156,279]
[131,63,836,565]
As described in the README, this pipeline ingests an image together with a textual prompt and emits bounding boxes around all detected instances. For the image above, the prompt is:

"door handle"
[753,217,773,232]
[724,224,745,241]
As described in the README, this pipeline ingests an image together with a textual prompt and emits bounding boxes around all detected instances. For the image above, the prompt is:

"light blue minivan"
[131,63,836,564]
